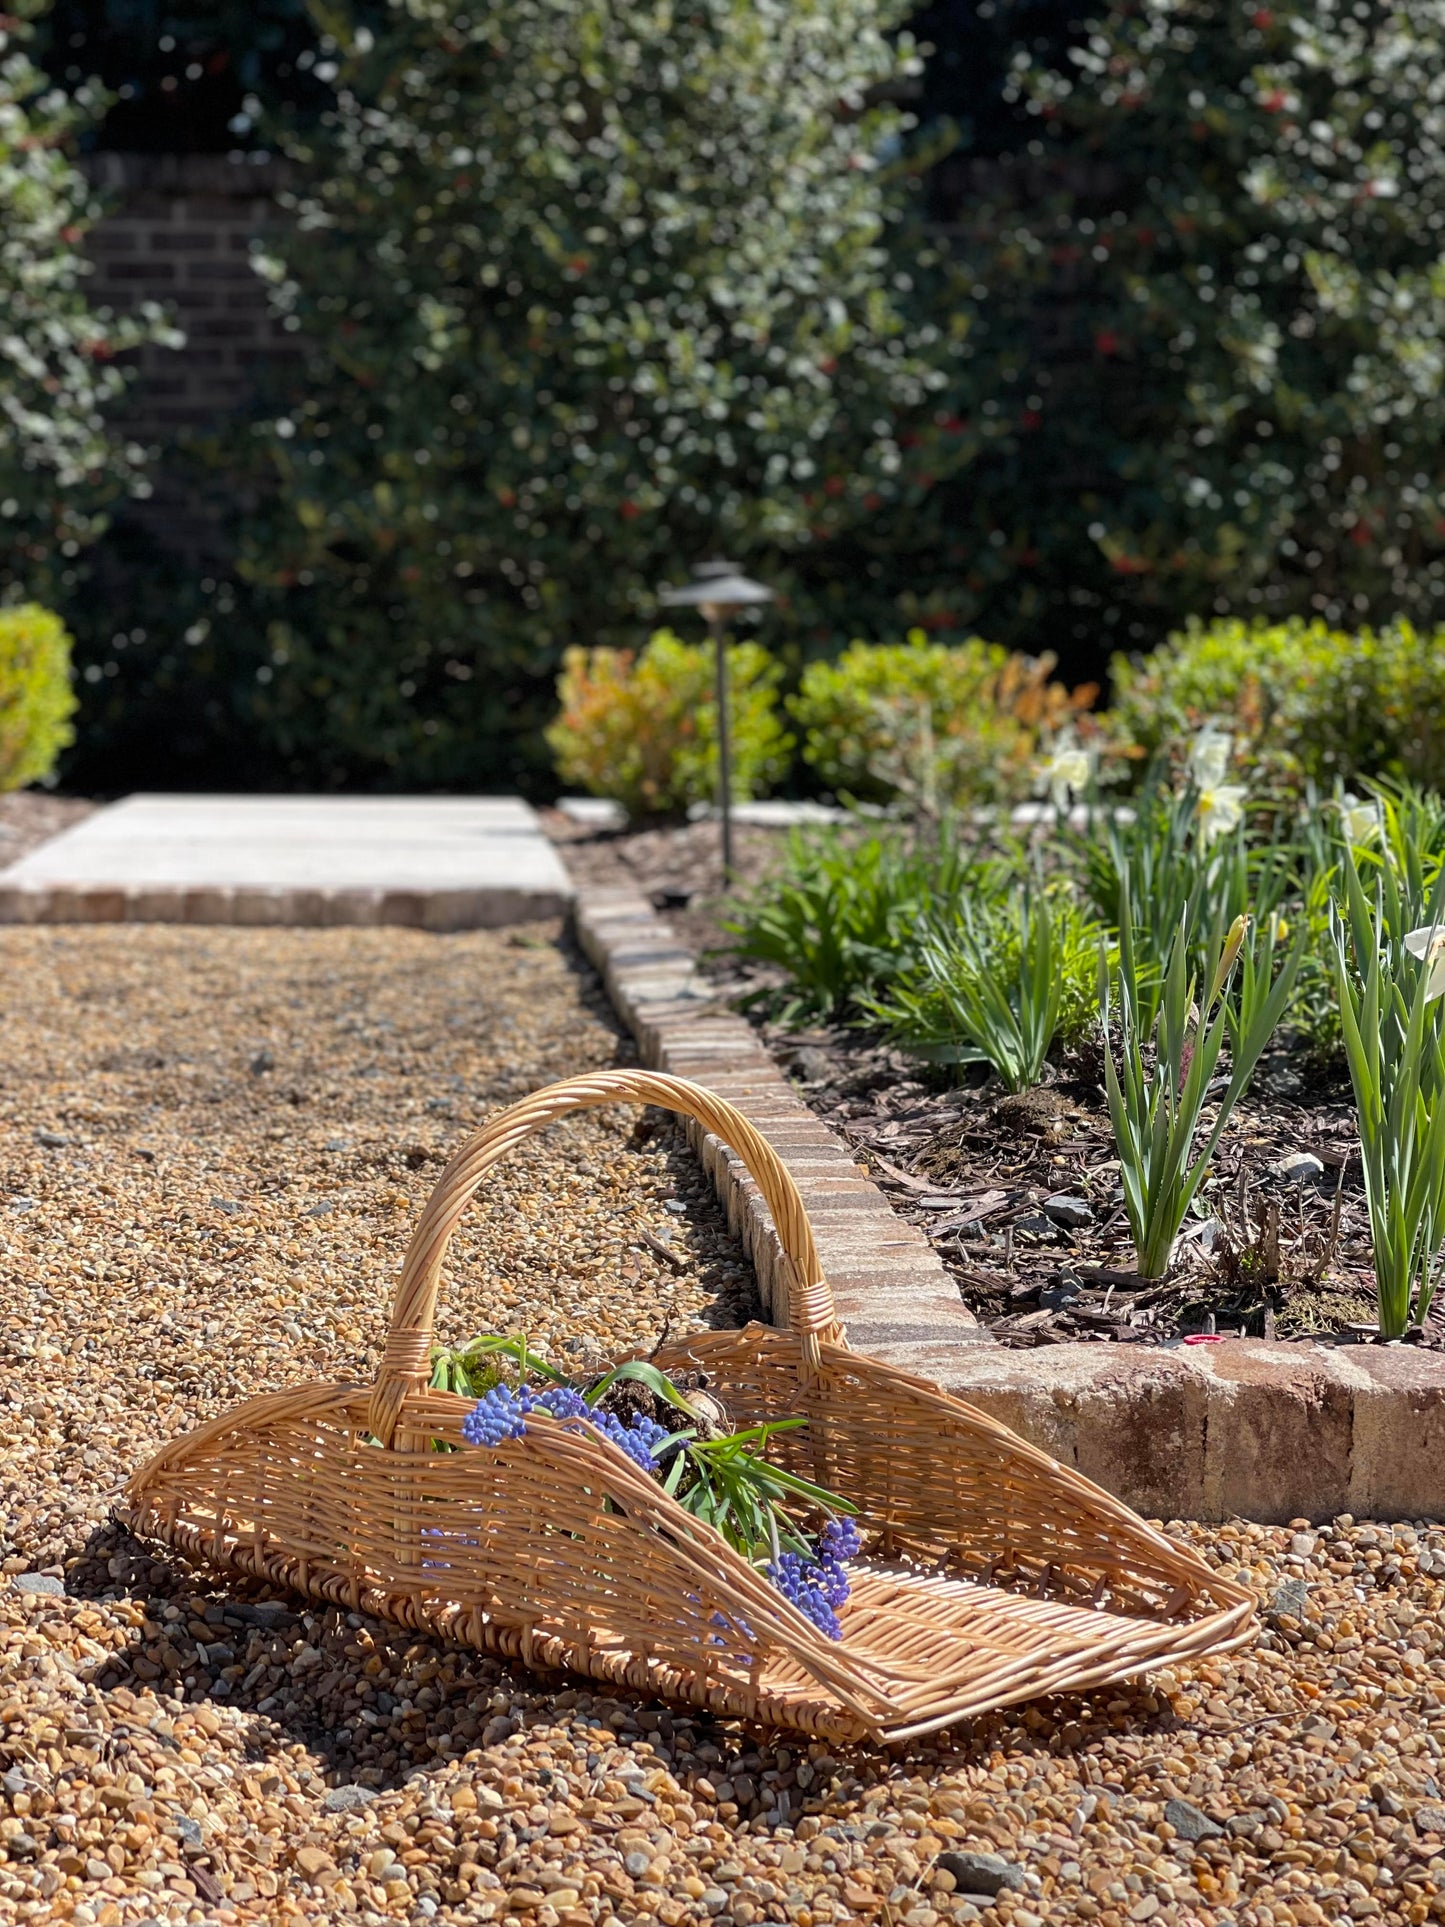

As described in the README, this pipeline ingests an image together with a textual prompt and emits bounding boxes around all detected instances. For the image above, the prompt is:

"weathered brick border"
[575,887,1445,1524]
[0,882,568,932]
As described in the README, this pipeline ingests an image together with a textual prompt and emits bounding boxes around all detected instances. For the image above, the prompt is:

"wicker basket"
[123,1069,1252,1743]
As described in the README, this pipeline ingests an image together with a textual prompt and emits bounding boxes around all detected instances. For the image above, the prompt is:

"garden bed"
[550,813,1409,1352]
[760,1026,1397,1352]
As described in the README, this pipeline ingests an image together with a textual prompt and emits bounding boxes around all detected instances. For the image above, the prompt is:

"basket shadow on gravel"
[66,1519,1198,1812]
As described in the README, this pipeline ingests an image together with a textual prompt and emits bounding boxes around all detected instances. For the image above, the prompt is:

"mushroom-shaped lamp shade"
[658,559,775,622]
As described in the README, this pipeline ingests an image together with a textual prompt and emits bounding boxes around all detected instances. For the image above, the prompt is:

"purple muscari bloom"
[820,1516,863,1564]
[766,1551,843,1641]
[765,1518,862,1638]
[519,1384,590,1422]
[461,1385,528,1448]
[589,1407,669,1474]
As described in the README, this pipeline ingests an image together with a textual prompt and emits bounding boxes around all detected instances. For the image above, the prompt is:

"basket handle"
[367,1068,838,1446]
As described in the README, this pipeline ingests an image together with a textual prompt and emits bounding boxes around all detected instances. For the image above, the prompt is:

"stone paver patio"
[0,794,573,929]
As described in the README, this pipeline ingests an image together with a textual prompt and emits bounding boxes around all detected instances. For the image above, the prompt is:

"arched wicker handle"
[367,1069,838,1446]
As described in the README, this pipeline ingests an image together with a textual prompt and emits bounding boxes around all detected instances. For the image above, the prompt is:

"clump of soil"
[590,1366,732,1439]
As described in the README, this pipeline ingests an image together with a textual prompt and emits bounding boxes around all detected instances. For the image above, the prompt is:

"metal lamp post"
[658,559,775,882]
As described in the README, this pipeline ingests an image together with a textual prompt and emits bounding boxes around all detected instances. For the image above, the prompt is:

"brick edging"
[575,887,1445,1524]
[0,883,570,931]
[575,891,984,1358]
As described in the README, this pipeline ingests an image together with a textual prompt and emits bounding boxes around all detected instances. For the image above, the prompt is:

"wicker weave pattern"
[123,1070,1252,1741]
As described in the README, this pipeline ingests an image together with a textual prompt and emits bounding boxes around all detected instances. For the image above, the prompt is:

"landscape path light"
[658,558,775,882]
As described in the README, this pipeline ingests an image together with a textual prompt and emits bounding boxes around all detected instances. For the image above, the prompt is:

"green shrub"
[790,633,1092,811]
[0,605,78,790]
[546,629,791,820]
[1111,619,1445,791]
[218,0,959,790]
[926,0,1445,659]
[0,5,178,606]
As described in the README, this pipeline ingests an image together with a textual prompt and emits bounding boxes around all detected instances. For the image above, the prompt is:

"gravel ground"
[0,793,95,868]
[2,922,1443,1927]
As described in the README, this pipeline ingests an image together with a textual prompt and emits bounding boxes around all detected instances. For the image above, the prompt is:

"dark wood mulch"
[0,791,95,867]
[760,1023,1434,1350]
[542,809,792,959]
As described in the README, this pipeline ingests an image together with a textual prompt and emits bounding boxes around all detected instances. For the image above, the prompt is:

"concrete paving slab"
[0,793,573,929]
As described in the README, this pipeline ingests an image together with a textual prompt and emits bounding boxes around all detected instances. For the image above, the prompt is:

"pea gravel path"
[1,925,1443,1927]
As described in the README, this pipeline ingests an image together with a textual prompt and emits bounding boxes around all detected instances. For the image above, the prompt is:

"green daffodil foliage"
[1332,840,1445,1338]
[1102,889,1305,1280]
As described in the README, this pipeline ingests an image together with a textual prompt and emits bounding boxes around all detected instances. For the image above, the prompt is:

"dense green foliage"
[0,604,77,789]
[546,629,790,818]
[220,0,958,788]
[928,0,1445,665]
[0,3,176,608]
[1112,618,1445,791]
[863,888,1105,1091]
[789,633,1093,810]
[725,831,1006,1023]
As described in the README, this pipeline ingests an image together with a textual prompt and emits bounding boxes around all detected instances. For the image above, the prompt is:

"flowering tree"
[936,0,1445,667]
[0,2,177,604]
[229,0,960,786]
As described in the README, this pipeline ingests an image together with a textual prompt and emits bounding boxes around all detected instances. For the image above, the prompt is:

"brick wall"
[82,153,297,553]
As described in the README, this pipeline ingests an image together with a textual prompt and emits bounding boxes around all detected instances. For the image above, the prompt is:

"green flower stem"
[1102,886,1303,1280]
[1332,844,1445,1338]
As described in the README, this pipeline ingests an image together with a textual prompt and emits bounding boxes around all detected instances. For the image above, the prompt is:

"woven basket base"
[122,1327,1251,1744]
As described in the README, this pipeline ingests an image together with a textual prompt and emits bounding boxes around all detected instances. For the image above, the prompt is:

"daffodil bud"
[1208,913,1251,1004]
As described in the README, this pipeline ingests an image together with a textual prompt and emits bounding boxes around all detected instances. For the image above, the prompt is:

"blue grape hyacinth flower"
[819,1516,862,1564]
[519,1385,590,1423]
[764,1515,862,1640]
[461,1385,528,1447]
[590,1407,671,1474]
[770,1549,847,1641]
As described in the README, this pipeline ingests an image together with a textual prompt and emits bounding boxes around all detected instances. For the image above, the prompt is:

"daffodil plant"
[1102,883,1304,1279]
[1077,742,1292,1030]
[1332,841,1445,1338]
[1037,729,1094,815]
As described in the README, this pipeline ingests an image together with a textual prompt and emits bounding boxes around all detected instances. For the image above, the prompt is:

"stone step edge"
[0,882,571,930]
[572,886,1445,1524]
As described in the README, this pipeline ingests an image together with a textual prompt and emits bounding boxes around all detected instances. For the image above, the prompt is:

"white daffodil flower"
[1404,925,1445,1003]
[1188,726,1234,791]
[1038,737,1093,812]
[1196,783,1247,847]
[1339,792,1383,846]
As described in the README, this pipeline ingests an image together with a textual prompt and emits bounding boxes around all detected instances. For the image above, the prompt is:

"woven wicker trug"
[123,1068,1252,1743]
